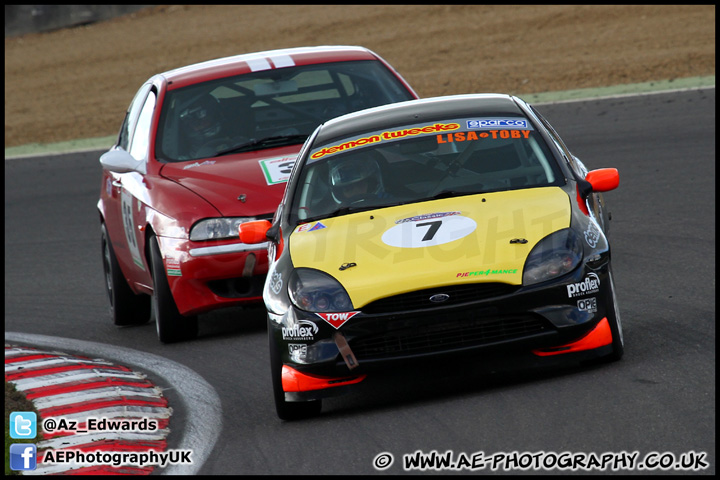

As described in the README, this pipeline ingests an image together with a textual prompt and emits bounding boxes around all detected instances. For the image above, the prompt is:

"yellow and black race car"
[239,93,623,420]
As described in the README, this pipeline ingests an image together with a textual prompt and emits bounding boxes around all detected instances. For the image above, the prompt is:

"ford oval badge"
[429,293,450,303]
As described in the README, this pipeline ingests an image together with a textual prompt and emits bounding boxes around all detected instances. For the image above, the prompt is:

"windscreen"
[155,60,415,162]
[290,117,565,225]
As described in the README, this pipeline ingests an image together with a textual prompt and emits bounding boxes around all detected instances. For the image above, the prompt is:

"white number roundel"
[381,214,477,248]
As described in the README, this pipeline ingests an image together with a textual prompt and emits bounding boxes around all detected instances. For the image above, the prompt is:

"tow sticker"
[381,213,477,248]
[316,311,360,329]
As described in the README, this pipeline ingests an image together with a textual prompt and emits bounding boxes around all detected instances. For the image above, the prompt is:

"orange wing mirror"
[239,220,272,244]
[585,168,619,192]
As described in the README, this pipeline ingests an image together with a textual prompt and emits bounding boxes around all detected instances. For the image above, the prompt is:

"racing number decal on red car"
[381,212,477,248]
[259,156,296,185]
[121,191,145,270]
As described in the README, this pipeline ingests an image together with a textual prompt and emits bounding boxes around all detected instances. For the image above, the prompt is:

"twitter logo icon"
[10,412,37,439]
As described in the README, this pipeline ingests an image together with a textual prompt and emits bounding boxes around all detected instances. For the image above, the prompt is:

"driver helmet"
[179,94,223,143]
[329,155,382,203]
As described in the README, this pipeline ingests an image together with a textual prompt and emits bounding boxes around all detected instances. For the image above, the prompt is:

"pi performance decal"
[259,155,296,185]
[382,212,476,248]
[316,311,360,329]
[456,268,517,278]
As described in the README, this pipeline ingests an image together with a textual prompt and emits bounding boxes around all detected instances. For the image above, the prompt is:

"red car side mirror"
[585,168,619,192]
[239,220,272,244]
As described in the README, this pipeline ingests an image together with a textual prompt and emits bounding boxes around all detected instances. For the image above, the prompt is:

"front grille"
[361,283,519,314]
[349,312,550,361]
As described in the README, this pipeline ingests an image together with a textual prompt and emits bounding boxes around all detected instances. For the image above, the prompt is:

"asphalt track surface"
[5,87,715,474]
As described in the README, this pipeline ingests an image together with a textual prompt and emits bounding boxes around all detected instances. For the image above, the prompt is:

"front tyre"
[149,235,198,343]
[268,319,321,420]
[101,223,150,326]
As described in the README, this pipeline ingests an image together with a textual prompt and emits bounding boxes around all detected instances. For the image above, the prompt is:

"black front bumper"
[269,260,613,390]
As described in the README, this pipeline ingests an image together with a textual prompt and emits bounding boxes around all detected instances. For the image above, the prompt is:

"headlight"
[523,228,583,286]
[288,268,354,312]
[190,217,255,241]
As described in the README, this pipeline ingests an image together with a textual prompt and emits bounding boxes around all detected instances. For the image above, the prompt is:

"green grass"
[5,381,43,475]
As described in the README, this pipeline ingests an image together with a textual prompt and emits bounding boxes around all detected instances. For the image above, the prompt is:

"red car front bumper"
[158,236,270,316]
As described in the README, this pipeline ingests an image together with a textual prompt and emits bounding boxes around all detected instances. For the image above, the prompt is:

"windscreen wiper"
[302,206,360,224]
[421,189,471,201]
[214,134,308,157]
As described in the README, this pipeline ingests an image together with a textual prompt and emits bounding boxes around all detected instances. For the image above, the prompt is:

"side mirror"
[100,149,146,174]
[585,168,619,192]
[239,220,272,244]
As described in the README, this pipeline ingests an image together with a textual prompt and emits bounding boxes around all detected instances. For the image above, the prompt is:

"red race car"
[97,46,417,343]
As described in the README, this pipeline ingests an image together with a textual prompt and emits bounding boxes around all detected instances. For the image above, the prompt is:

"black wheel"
[101,223,150,326]
[604,267,625,362]
[149,235,198,343]
[268,319,322,420]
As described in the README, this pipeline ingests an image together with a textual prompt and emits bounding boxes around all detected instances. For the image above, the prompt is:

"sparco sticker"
[382,213,476,248]
[567,273,601,298]
[281,319,318,340]
[466,118,530,129]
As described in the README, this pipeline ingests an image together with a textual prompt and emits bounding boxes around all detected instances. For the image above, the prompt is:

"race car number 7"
[381,215,477,248]
[416,221,442,241]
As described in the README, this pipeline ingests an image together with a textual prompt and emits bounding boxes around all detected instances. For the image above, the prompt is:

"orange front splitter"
[532,317,613,356]
[282,365,366,392]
